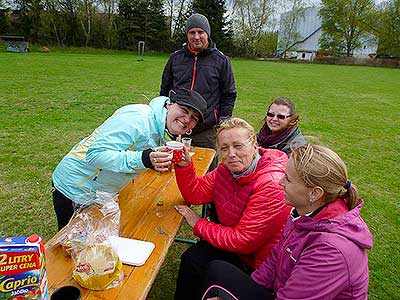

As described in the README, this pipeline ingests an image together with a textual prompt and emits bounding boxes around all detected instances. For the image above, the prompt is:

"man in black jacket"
[160,13,237,171]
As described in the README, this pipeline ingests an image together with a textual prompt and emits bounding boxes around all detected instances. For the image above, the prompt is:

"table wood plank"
[45,147,215,300]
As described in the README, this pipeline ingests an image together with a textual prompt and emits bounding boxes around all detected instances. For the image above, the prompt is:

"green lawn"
[0,49,398,300]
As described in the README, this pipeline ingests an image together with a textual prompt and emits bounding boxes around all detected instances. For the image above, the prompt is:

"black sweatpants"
[174,241,253,300]
[190,127,218,172]
[201,260,275,300]
[52,184,75,230]
[190,127,219,221]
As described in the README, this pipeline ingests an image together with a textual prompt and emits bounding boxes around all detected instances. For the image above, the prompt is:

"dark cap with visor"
[171,88,207,123]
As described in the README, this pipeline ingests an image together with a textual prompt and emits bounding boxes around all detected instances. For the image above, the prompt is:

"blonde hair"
[291,144,358,210]
[216,117,256,145]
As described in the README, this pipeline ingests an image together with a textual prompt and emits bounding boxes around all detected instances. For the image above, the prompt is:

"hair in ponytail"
[291,144,359,210]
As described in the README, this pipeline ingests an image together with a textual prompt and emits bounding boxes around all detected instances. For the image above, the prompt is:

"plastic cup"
[182,137,192,151]
[166,141,184,163]
[50,285,81,300]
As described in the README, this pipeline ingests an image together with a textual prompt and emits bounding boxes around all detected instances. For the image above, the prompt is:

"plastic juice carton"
[0,235,49,300]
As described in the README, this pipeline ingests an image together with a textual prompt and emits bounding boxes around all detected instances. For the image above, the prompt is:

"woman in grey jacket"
[257,97,305,156]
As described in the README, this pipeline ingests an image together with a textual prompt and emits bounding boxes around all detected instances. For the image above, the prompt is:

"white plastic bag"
[49,192,123,290]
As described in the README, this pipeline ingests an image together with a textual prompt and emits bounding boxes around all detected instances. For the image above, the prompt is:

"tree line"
[319,0,400,58]
[0,0,399,58]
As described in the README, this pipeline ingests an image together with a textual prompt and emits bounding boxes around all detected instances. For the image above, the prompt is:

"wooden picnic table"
[45,147,215,300]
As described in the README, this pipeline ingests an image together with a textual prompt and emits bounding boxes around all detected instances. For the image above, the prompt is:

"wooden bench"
[45,147,215,300]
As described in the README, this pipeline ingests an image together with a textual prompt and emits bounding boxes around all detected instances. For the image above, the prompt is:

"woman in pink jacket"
[201,144,373,300]
[173,117,290,300]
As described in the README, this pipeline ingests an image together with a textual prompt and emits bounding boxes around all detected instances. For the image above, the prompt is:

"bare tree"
[164,0,174,38]
[58,0,81,45]
[43,0,63,46]
[232,0,277,56]
[78,0,95,47]
[164,0,189,39]
[277,0,308,58]
[98,0,118,48]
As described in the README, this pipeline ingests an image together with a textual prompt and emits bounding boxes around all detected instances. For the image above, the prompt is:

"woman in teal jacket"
[52,89,206,230]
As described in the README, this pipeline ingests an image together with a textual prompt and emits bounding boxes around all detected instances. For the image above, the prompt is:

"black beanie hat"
[171,88,207,123]
[185,13,211,37]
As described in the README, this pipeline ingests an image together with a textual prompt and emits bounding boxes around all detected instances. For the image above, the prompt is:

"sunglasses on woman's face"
[266,112,292,120]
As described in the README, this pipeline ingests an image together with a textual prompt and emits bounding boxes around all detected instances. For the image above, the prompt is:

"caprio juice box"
[0,235,48,300]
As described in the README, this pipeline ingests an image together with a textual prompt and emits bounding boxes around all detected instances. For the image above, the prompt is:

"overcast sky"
[225,0,385,31]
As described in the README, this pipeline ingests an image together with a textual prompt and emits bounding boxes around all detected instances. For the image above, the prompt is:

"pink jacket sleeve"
[193,179,287,254]
[251,236,281,289]
[253,241,350,299]
[174,160,216,205]
[275,242,349,300]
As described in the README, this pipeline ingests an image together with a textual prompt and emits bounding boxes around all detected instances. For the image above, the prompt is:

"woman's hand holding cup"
[176,146,191,167]
[166,141,192,167]
[150,146,173,172]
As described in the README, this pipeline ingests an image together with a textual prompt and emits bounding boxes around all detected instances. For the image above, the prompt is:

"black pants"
[191,127,219,221]
[174,241,253,300]
[52,184,75,230]
[202,260,275,300]
[190,127,218,172]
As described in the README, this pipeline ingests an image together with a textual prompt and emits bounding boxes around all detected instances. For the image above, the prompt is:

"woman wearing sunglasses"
[257,97,305,156]
[201,144,373,300]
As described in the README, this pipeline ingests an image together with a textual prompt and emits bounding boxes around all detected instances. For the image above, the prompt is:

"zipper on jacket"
[277,227,296,275]
[77,168,101,187]
[93,169,102,181]
[285,247,297,262]
[214,109,218,124]
[190,56,198,90]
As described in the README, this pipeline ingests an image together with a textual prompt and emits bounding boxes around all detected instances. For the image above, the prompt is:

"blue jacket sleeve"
[85,112,150,173]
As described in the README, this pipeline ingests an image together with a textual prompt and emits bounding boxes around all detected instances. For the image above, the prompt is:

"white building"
[277,7,378,60]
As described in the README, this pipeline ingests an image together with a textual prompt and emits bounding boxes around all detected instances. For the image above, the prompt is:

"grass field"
[0,49,399,299]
